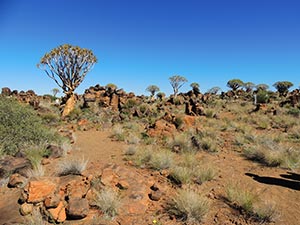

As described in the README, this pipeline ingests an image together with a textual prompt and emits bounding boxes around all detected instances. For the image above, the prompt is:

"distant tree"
[156,92,165,100]
[146,85,160,97]
[38,44,97,117]
[256,84,269,91]
[227,79,244,91]
[243,82,255,92]
[106,83,118,94]
[169,75,188,96]
[106,83,118,90]
[190,82,200,95]
[51,88,60,98]
[273,81,294,96]
[207,86,221,95]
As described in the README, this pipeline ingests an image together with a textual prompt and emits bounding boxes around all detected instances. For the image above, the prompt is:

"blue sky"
[0,0,299,96]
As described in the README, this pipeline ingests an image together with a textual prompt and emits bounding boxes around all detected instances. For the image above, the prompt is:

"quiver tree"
[273,81,293,97]
[38,44,97,117]
[169,75,188,96]
[243,82,255,92]
[190,82,200,96]
[146,85,160,97]
[51,88,60,98]
[227,79,244,91]
[207,86,221,95]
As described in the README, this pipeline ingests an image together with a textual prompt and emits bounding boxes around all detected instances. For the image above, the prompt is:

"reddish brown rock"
[26,179,58,203]
[101,167,119,186]
[44,194,60,208]
[148,119,176,137]
[48,201,66,223]
[66,198,89,219]
[149,190,162,201]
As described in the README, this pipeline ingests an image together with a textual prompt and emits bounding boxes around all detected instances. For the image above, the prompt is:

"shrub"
[287,107,300,118]
[57,158,88,176]
[169,166,193,185]
[256,89,269,104]
[254,202,278,223]
[93,188,120,218]
[26,164,45,178]
[168,133,193,153]
[193,166,217,184]
[133,147,152,168]
[168,189,210,223]
[111,124,125,141]
[124,145,137,156]
[226,183,256,213]
[0,97,60,155]
[25,146,50,169]
[150,150,174,170]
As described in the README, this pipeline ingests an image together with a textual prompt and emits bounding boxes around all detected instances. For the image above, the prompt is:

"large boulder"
[66,198,89,219]
[0,156,31,179]
[25,179,58,203]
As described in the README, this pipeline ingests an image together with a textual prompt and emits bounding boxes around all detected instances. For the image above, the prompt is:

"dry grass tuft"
[57,158,88,176]
[168,189,210,223]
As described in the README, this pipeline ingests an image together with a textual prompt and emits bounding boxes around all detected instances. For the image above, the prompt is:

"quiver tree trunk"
[61,93,76,117]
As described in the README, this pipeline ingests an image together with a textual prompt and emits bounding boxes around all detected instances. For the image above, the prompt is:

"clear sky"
[0,0,299,96]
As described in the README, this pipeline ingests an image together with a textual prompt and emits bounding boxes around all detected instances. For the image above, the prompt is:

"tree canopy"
[38,44,97,116]
[38,44,97,96]
[169,75,188,96]
[227,79,244,91]
[146,85,160,97]
[273,81,293,96]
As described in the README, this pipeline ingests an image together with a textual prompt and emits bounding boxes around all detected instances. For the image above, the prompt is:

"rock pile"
[1,87,40,109]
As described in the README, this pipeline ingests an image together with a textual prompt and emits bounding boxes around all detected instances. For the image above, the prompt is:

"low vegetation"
[168,189,210,223]
[0,97,60,156]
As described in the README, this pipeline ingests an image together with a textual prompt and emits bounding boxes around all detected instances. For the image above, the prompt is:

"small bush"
[193,166,217,184]
[168,189,210,223]
[133,147,152,168]
[57,158,88,176]
[0,97,60,155]
[254,202,278,223]
[93,188,120,218]
[124,145,137,156]
[25,146,50,169]
[168,133,193,153]
[150,150,174,170]
[226,183,256,213]
[111,124,125,141]
[256,89,269,104]
[287,107,300,118]
[26,164,45,178]
[169,166,193,185]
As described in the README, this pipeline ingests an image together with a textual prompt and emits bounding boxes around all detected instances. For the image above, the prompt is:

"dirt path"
[1,130,300,225]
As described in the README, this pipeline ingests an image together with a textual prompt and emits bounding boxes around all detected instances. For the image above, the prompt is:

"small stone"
[20,203,33,216]
[116,179,129,190]
[149,190,162,201]
[48,201,66,223]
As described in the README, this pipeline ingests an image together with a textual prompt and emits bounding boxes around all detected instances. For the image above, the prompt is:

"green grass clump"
[0,97,60,156]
